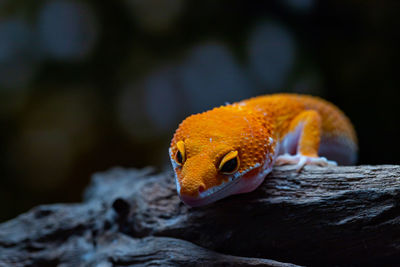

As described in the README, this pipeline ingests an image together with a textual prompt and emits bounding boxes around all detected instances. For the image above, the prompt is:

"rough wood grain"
[1,165,399,266]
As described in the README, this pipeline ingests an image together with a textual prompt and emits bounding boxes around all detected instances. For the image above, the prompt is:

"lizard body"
[169,94,357,207]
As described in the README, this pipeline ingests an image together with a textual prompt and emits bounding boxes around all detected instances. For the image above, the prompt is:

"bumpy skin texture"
[170,94,358,207]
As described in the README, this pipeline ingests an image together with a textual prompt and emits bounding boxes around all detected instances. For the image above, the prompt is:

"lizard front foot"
[275,154,337,172]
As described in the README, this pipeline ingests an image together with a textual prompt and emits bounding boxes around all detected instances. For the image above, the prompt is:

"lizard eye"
[219,151,240,174]
[175,141,186,166]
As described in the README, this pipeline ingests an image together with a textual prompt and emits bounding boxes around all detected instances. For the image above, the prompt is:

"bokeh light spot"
[144,65,180,131]
[0,18,38,90]
[248,22,296,91]
[37,0,99,60]
[179,42,253,113]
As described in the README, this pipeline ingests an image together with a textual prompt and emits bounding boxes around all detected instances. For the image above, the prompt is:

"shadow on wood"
[1,165,399,266]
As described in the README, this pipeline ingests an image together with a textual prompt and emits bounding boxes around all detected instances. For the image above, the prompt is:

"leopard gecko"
[169,94,357,207]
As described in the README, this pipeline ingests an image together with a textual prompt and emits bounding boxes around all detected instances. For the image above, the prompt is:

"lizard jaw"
[178,174,243,207]
[176,163,268,207]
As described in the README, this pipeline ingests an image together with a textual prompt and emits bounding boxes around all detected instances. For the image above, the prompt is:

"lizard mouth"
[179,176,242,207]
[178,163,262,207]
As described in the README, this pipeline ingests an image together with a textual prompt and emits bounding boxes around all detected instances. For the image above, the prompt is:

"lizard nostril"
[198,185,205,193]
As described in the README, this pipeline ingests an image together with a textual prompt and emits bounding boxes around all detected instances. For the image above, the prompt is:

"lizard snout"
[179,155,217,197]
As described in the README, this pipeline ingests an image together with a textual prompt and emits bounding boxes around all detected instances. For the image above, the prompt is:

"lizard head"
[169,105,274,207]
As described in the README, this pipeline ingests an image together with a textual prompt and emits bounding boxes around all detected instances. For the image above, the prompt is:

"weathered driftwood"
[1,165,399,266]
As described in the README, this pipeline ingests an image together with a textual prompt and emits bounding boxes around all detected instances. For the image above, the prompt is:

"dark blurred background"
[1,0,399,222]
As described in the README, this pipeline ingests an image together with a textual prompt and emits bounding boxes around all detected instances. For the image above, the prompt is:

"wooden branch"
[1,165,399,266]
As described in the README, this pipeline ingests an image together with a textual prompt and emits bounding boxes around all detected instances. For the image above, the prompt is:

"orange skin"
[170,94,357,207]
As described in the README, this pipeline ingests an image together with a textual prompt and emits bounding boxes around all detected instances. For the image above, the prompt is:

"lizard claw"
[275,154,337,172]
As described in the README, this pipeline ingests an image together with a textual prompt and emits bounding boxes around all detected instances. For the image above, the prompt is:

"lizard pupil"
[176,150,183,164]
[220,157,238,173]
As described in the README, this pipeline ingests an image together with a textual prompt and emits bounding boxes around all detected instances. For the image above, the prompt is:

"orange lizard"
[169,94,357,207]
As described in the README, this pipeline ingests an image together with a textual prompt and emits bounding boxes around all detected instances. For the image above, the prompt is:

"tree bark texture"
[1,165,399,266]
